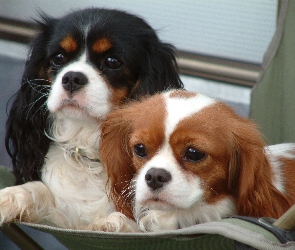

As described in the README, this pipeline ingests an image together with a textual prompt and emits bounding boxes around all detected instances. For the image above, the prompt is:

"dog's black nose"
[62,71,88,93]
[145,168,172,191]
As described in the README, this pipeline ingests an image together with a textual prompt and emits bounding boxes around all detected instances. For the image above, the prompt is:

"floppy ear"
[130,41,183,99]
[5,15,56,184]
[100,107,136,219]
[228,117,291,218]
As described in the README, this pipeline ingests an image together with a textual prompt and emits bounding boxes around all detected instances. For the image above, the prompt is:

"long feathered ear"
[5,15,56,184]
[130,41,183,99]
[100,107,136,219]
[227,116,291,218]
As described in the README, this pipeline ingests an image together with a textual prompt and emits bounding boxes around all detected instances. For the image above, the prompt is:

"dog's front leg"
[0,181,55,225]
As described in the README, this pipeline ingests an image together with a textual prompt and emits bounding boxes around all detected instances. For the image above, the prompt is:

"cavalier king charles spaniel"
[100,90,295,232]
[1,8,182,231]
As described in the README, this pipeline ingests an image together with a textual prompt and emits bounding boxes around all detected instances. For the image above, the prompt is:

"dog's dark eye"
[51,53,66,66]
[104,57,122,69]
[184,147,206,162]
[134,144,148,158]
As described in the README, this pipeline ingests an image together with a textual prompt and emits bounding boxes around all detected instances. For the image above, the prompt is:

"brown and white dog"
[0,9,182,232]
[100,90,295,232]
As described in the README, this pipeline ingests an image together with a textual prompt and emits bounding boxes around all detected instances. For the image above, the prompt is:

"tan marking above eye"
[60,36,77,53]
[92,38,112,53]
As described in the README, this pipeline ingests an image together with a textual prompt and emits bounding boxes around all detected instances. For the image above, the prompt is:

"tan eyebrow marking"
[92,37,112,53]
[60,36,77,53]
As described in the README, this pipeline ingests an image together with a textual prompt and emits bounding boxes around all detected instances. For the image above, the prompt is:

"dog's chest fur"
[41,117,114,228]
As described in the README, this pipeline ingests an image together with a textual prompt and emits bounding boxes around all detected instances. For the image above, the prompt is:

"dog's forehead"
[164,91,216,137]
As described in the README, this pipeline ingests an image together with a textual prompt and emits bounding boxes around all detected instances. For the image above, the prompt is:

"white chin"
[141,199,178,211]
[57,105,98,122]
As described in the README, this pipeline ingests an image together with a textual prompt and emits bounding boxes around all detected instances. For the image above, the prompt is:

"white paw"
[137,210,178,232]
[88,212,139,232]
[0,186,36,224]
[0,181,53,225]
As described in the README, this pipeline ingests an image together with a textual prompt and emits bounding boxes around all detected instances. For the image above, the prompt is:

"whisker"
[25,94,49,121]
[24,81,51,94]
[28,102,48,122]
[22,78,52,87]
[121,185,135,197]
[202,182,219,196]
[119,183,136,208]
[121,190,135,208]
[32,78,53,84]
[25,92,48,108]
[114,186,134,208]
[30,85,50,95]
[123,189,135,201]
[111,175,137,210]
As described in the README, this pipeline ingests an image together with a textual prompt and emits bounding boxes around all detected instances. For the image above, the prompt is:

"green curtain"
[250,0,295,144]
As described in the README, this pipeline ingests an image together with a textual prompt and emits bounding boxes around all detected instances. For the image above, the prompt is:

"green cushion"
[0,166,291,249]
[19,217,283,250]
[0,165,15,189]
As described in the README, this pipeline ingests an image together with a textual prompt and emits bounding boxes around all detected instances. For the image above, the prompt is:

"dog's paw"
[0,185,36,224]
[137,210,178,232]
[87,212,139,232]
[0,181,53,225]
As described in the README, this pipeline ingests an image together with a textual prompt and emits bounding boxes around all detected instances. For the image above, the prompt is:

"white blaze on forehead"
[164,91,216,137]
